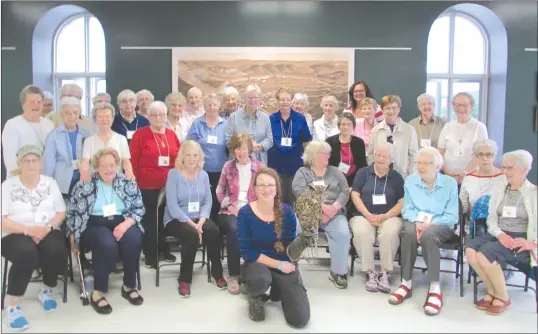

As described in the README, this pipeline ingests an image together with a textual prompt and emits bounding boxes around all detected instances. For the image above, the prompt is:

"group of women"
[1,82,536,331]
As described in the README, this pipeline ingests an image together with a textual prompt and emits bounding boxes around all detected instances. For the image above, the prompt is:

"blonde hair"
[320,95,340,111]
[91,148,121,170]
[165,92,186,108]
[276,87,293,100]
[303,141,331,167]
[359,97,378,110]
[380,95,402,109]
[229,133,253,156]
[175,140,205,171]
[92,102,116,120]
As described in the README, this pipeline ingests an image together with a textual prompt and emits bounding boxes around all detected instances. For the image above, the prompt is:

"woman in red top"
[130,101,181,268]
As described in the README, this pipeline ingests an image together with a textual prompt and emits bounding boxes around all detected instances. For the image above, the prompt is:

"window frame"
[52,13,106,116]
[427,11,490,124]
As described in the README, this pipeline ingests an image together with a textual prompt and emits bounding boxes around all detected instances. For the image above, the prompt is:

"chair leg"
[137,268,142,291]
[455,250,460,279]
[156,260,160,288]
[350,255,355,277]
[459,248,464,297]
[206,244,212,283]
[68,252,74,282]
[2,260,8,310]
[63,256,68,303]
[524,273,529,292]
[201,244,206,268]
[473,272,478,304]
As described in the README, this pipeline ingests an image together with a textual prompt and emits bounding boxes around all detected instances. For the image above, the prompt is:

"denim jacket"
[66,172,146,245]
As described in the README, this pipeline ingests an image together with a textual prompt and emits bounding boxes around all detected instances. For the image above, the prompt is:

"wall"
[1,1,537,181]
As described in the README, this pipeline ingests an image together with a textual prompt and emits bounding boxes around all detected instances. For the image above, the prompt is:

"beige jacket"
[46,112,94,134]
[487,179,537,267]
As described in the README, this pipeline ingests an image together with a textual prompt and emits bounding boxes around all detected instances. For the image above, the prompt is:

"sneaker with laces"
[365,270,378,292]
[38,288,57,312]
[213,277,228,290]
[178,281,191,298]
[248,296,266,322]
[6,305,29,331]
[328,271,348,289]
[377,272,391,294]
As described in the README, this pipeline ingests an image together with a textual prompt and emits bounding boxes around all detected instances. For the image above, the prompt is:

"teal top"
[91,180,126,216]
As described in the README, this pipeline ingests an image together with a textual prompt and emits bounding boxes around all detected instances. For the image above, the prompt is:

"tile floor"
[2,253,537,333]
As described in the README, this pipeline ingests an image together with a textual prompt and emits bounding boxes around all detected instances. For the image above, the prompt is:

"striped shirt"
[237,203,297,262]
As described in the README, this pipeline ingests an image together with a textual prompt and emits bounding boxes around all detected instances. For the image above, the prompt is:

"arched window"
[426,11,489,122]
[53,14,106,116]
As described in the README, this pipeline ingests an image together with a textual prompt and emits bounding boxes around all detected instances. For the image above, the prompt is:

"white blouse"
[236,162,252,209]
[460,172,506,213]
[82,132,131,172]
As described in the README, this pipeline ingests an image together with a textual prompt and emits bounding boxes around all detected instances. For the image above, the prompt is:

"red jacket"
[130,127,181,190]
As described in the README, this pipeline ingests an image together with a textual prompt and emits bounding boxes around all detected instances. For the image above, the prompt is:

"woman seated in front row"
[292,141,351,289]
[466,150,537,315]
[350,143,405,293]
[1,145,68,331]
[237,168,310,328]
[388,146,459,316]
[67,148,145,315]
[216,133,265,294]
[164,140,226,297]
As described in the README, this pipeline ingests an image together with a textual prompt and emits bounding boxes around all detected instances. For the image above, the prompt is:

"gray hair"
[472,139,498,156]
[220,86,240,100]
[452,92,475,106]
[116,89,136,104]
[92,102,116,119]
[292,93,309,107]
[374,142,393,162]
[19,85,44,105]
[320,95,340,111]
[503,150,533,170]
[187,87,202,97]
[92,147,121,170]
[43,91,54,101]
[136,89,155,102]
[418,146,444,171]
[417,93,435,106]
[303,141,331,167]
[59,96,82,111]
[92,92,111,104]
[60,84,83,99]
[203,93,221,107]
[147,101,168,116]
[244,85,262,98]
[165,92,186,106]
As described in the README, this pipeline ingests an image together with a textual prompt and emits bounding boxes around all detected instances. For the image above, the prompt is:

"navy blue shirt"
[267,110,312,176]
[352,165,405,215]
[111,112,150,144]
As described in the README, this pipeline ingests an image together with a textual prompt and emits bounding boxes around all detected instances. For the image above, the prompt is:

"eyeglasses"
[501,165,515,171]
[476,152,494,158]
[415,161,434,166]
[256,184,276,189]
[150,113,167,119]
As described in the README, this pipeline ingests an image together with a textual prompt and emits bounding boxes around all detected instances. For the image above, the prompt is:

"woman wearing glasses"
[237,168,310,328]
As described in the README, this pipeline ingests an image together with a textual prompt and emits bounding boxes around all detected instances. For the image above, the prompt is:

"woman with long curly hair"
[237,168,310,328]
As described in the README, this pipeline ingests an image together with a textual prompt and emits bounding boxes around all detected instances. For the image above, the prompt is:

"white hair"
[43,91,54,101]
[374,142,393,162]
[116,89,136,104]
[59,96,81,111]
[320,95,340,111]
[292,93,309,107]
[92,102,116,119]
[165,92,186,106]
[472,139,498,156]
[187,87,202,97]
[303,141,331,167]
[220,86,239,100]
[417,93,435,106]
[503,150,533,170]
[147,101,168,116]
[136,89,155,102]
[453,91,475,106]
[203,93,221,106]
[244,85,262,98]
[418,146,444,171]
[60,83,83,99]
[92,92,111,104]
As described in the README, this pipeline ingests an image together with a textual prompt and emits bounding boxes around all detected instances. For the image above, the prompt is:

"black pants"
[242,262,310,328]
[165,218,223,283]
[80,216,142,293]
[1,230,68,297]
[215,214,241,277]
[140,189,169,263]
[280,174,295,206]
[207,172,222,220]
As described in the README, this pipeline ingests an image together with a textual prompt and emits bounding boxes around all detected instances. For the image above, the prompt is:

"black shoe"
[329,271,348,289]
[248,296,265,322]
[159,252,176,263]
[121,286,144,306]
[90,292,112,315]
[144,258,157,269]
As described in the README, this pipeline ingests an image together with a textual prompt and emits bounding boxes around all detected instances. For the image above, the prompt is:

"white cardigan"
[486,179,537,267]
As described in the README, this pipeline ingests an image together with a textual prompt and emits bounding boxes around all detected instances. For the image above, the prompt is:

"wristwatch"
[46,223,54,232]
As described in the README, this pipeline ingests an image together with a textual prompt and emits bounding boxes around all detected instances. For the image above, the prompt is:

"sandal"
[423,292,443,316]
[476,293,494,310]
[121,287,144,306]
[388,284,412,305]
[486,298,511,315]
[90,292,112,315]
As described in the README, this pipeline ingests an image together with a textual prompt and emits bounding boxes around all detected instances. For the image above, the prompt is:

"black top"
[326,134,367,186]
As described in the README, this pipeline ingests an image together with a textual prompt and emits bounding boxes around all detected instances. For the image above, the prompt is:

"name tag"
[102,204,117,217]
[188,202,200,213]
[238,192,248,202]
[72,159,80,170]
[417,211,433,224]
[338,162,350,174]
[372,194,387,205]
[502,206,517,218]
[207,135,218,144]
[158,156,170,167]
[312,180,325,187]
[127,130,136,140]
[281,137,292,147]
[34,211,49,224]
[420,139,431,148]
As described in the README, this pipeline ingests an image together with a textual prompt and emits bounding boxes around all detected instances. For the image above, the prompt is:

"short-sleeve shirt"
[82,132,131,172]
[352,165,405,215]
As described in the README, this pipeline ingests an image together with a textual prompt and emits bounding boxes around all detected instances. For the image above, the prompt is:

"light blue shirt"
[187,116,228,173]
[402,172,459,226]
[91,180,126,216]
[226,109,273,165]
[164,169,212,225]
[43,125,91,194]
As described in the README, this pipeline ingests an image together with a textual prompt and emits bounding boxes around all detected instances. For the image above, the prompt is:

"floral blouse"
[66,172,145,245]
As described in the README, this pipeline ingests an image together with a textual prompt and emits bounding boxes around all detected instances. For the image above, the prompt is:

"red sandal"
[388,285,412,305]
[423,292,443,316]
[476,293,494,310]
[486,298,511,315]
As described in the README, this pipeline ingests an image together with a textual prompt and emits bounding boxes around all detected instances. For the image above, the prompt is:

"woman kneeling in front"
[237,168,310,328]
[2,145,68,331]
[164,140,226,297]
[389,146,459,316]
[67,148,145,314]
[466,150,537,315]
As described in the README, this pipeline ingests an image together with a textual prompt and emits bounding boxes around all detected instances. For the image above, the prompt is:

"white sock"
[425,284,442,314]
[389,279,412,302]
[402,279,412,289]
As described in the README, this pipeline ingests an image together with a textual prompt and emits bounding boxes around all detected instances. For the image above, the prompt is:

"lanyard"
[419,117,436,140]
[502,188,522,209]
[121,114,139,132]
[206,121,218,139]
[373,166,388,196]
[99,180,115,205]
[152,130,170,157]
[281,119,293,138]
[182,172,200,203]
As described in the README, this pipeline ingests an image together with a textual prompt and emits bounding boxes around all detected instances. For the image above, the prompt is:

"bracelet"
[277,261,283,271]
